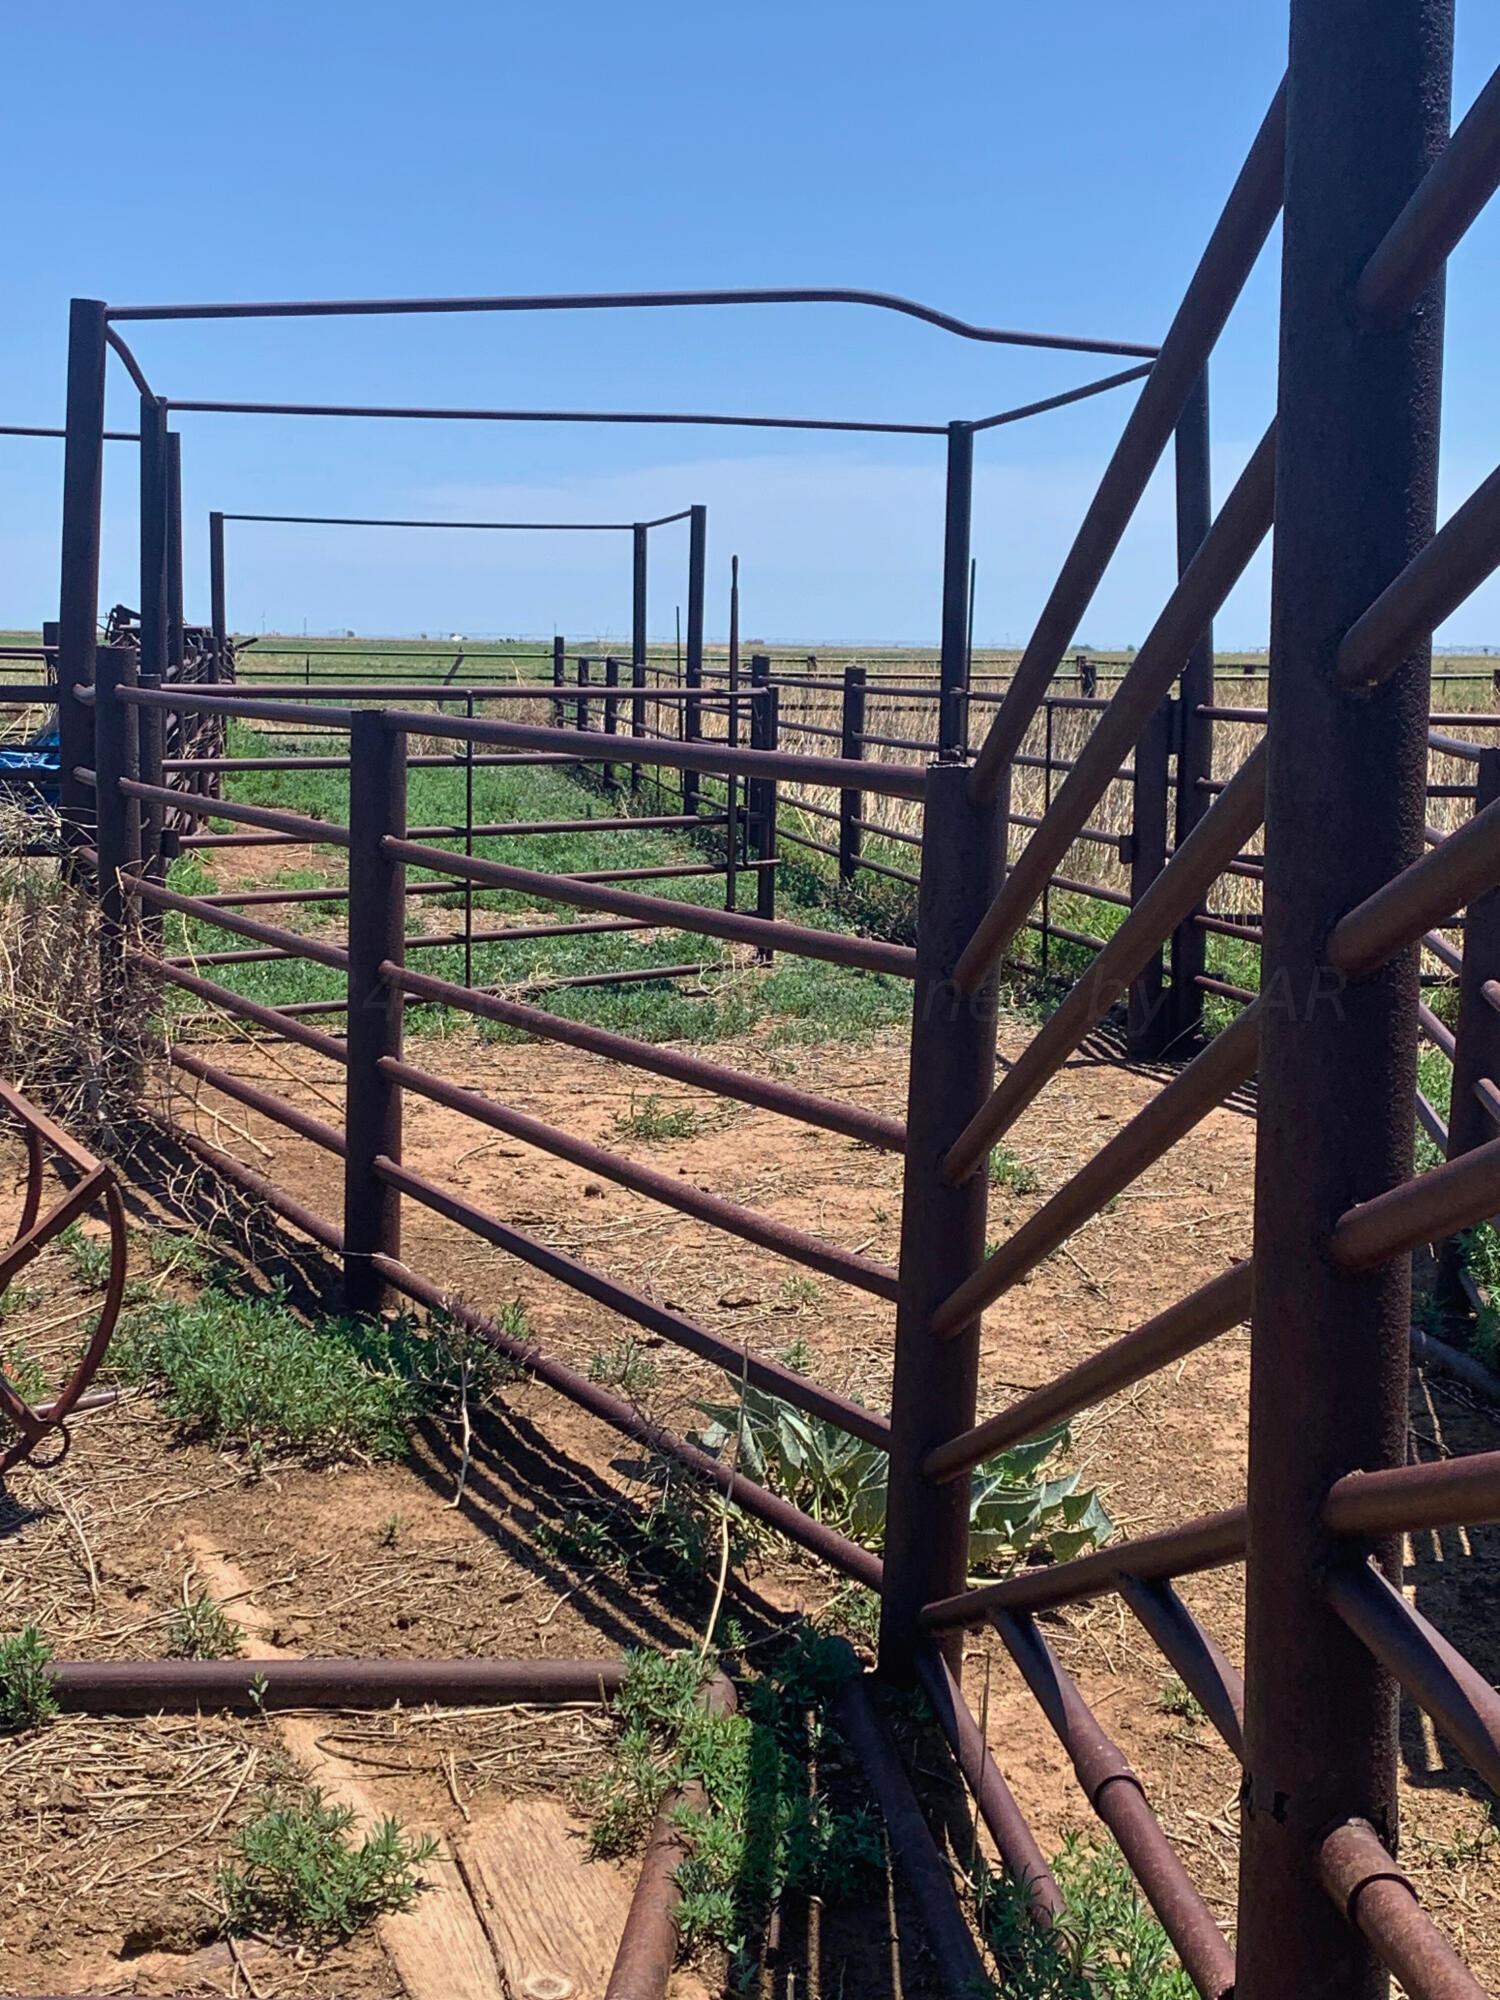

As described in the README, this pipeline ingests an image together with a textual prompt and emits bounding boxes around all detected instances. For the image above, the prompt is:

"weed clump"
[113,1288,531,1465]
[219,1787,437,1945]
[168,1592,243,1661]
[0,1625,58,1733]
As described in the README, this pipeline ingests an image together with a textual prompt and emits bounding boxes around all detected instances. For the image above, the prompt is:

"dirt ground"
[2,1004,1497,1994]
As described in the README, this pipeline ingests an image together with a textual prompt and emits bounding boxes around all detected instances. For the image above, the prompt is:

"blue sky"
[5,4,1497,647]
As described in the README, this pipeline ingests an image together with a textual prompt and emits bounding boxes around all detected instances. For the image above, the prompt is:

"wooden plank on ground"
[182,1529,507,2000]
[460,1797,635,2000]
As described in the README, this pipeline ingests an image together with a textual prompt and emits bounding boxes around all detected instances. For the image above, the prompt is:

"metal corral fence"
[34,13,1500,1994]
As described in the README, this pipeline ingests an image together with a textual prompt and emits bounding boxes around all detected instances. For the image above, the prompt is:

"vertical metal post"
[879,761,1003,1681]
[748,655,776,964]
[464,691,475,994]
[839,665,867,886]
[603,656,620,790]
[138,395,170,903]
[552,634,566,728]
[757,685,779,938]
[938,424,974,760]
[630,659,645,794]
[1127,697,1173,1055]
[1443,748,1500,1165]
[57,299,108,858]
[1167,371,1215,1045]
[208,511,227,682]
[1040,703,1054,979]
[576,655,590,739]
[166,432,184,674]
[631,522,648,702]
[683,504,706,813]
[91,645,141,973]
[343,712,407,1315]
[1237,6,1452,1996]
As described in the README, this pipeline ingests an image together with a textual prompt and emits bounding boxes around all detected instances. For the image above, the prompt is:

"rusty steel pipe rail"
[1317,1819,1491,2000]
[372,1251,883,1587]
[49,1655,625,1714]
[377,704,930,801]
[1331,1133,1500,1269]
[833,1665,993,1998]
[168,1046,346,1157]
[1328,796,1500,979]
[134,951,348,1063]
[130,878,352,971]
[1326,1560,1500,1797]
[1356,63,1500,325]
[945,748,1267,1177]
[993,1611,1237,1999]
[969,78,1287,799]
[373,1152,892,1449]
[383,1055,899,1301]
[170,1125,344,1252]
[114,773,350,847]
[384,961,904,1150]
[109,282,1159,358]
[1338,460,1500,690]
[922,1506,1246,1631]
[1117,1576,1246,1760]
[1323,1449,1500,1537]
[116,684,357,730]
[913,1646,1065,1922]
[604,1672,738,2000]
[933,1004,1260,1336]
[924,1262,1252,1483]
[955,426,1276,987]
[383,837,917,979]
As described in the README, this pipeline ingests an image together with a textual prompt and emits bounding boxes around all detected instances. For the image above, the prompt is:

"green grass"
[161,722,910,1051]
[0,1625,58,1733]
[218,1787,438,1946]
[976,1833,1196,1998]
[111,1287,525,1466]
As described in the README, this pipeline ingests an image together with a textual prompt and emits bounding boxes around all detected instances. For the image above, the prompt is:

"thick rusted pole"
[938,423,974,758]
[343,712,406,1313]
[839,664,867,884]
[1126,696,1172,1054]
[165,431,184,671]
[208,510,227,677]
[1237,6,1452,1996]
[1168,370,1215,1045]
[681,503,707,813]
[91,646,141,980]
[879,759,1003,1680]
[57,299,108,859]
[551,632,566,728]
[137,395,170,899]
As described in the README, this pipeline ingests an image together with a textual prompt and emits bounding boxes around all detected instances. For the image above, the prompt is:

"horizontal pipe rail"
[383,1056,899,1300]
[131,879,352,971]
[372,1252,883,1588]
[945,748,1267,1176]
[923,1263,1252,1482]
[128,949,348,1063]
[376,705,930,801]
[1331,1133,1500,1269]
[49,1655,624,1714]
[384,962,905,1150]
[922,1506,1246,1630]
[169,1046,346,1156]
[992,1611,1236,2000]
[933,1004,1260,1335]
[1317,1818,1490,2000]
[170,1125,344,1251]
[374,1155,892,1449]
[116,774,350,846]
[1328,798,1500,979]
[1323,1449,1500,1537]
[956,427,1276,987]
[117,685,357,729]
[383,837,917,979]
[1326,1560,1500,1797]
